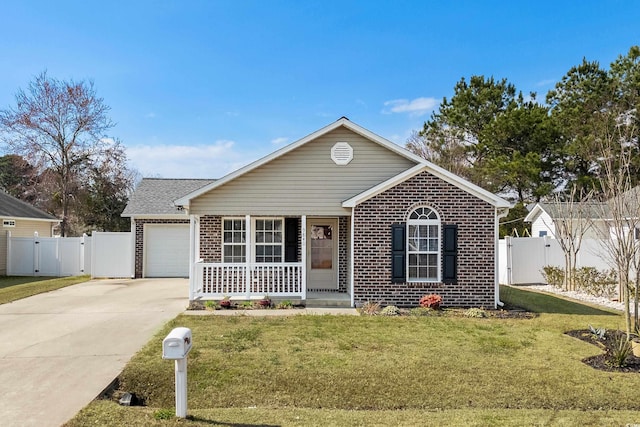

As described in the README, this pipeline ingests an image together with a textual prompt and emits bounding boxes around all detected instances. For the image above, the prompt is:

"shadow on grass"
[0,276,55,290]
[187,416,279,427]
[500,285,619,316]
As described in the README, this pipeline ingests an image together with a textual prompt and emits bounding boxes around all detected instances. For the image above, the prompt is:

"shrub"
[204,300,217,310]
[588,324,606,341]
[419,294,442,309]
[381,305,400,316]
[541,266,564,288]
[574,267,617,298]
[610,333,632,368]
[276,300,294,309]
[359,301,381,315]
[464,308,487,318]
[542,266,617,297]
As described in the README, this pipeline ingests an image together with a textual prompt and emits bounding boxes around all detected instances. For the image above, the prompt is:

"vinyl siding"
[0,218,55,275]
[190,127,418,216]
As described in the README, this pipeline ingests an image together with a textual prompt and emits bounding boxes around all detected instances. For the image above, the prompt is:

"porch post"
[350,208,355,308]
[245,215,252,298]
[301,215,307,301]
[188,214,197,301]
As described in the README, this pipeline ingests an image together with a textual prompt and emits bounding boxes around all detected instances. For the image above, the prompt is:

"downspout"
[495,207,510,308]
[350,207,355,308]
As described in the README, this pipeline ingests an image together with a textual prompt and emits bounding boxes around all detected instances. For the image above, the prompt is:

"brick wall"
[134,218,190,278]
[338,216,348,293]
[199,215,222,262]
[352,171,496,308]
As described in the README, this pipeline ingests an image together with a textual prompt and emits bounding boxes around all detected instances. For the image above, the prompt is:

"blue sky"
[1,1,639,179]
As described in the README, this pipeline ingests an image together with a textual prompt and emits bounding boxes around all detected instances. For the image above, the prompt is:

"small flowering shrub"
[419,294,442,309]
[381,305,400,316]
[463,308,487,318]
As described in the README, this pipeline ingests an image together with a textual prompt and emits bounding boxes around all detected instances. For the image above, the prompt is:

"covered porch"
[188,214,352,305]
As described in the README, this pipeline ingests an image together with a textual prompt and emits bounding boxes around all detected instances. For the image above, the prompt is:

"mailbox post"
[162,327,192,418]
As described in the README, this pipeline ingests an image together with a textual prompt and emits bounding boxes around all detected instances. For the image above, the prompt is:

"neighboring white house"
[524,202,608,239]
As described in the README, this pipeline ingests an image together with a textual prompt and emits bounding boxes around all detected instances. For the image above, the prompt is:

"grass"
[0,275,90,304]
[65,286,640,426]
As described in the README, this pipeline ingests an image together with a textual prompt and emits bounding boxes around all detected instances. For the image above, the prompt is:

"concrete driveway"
[0,278,188,427]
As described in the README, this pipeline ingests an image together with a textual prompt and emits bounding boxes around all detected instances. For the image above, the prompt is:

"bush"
[541,266,617,298]
[381,305,400,316]
[574,267,617,298]
[610,333,632,368]
[464,308,487,318]
[276,300,294,309]
[359,301,381,315]
[419,294,442,309]
[541,266,564,288]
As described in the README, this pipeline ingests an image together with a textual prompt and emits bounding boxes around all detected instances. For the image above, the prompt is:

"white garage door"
[145,224,190,277]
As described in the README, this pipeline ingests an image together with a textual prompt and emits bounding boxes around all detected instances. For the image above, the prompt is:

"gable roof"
[0,191,58,221]
[122,178,215,217]
[175,117,427,207]
[342,163,512,209]
[524,202,606,223]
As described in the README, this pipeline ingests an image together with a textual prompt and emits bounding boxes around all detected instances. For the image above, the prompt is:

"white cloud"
[144,112,156,119]
[125,140,261,179]
[271,137,289,145]
[382,97,437,117]
[536,78,556,87]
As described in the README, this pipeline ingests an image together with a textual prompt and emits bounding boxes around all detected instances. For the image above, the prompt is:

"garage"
[144,224,190,277]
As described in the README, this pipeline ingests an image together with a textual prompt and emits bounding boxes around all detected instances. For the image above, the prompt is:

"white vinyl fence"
[6,231,132,278]
[499,236,614,285]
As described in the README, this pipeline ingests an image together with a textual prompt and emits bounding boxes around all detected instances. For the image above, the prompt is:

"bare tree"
[543,186,594,291]
[0,72,115,236]
[592,106,639,339]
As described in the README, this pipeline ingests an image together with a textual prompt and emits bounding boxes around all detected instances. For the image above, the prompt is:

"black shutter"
[284,218,299,262]
[442,224,458,284]
[391,223,406,283]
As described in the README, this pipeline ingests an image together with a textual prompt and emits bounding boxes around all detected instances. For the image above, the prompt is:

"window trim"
[406,207,441,282]
[221,217,285,263]
[222,217,246,263]
[253,217,284,263]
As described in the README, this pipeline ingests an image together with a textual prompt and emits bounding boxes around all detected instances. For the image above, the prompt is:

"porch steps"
[305,292,351,308]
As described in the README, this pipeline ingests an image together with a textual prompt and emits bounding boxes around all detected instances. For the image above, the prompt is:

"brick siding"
[352,171,496,308]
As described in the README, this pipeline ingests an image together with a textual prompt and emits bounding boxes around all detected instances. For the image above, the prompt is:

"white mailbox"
[162,327,192,360]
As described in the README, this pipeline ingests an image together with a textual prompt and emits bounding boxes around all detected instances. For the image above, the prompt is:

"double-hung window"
[407,207,440,281]
[223,219,246,262]
[255,219,283,262]
[222,218,284,263]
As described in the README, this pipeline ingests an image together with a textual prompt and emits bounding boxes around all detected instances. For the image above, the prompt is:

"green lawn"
[65,285,640,426]
[0,275,90,304]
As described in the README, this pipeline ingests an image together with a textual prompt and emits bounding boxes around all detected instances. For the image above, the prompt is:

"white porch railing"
[193,261,305,299]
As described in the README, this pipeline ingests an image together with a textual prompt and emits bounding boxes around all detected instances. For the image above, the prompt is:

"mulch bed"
[565,329,640,373]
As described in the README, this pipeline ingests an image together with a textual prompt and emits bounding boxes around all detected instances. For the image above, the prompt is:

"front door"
[306,218,338,290]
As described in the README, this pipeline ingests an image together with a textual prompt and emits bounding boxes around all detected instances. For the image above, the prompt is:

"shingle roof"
[0,191,58,220]
[122,178,215,216]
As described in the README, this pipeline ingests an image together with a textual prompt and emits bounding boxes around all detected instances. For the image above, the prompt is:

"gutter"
[495,207,511,308]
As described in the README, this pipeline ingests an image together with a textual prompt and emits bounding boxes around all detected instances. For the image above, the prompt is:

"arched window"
[407,207,440,281]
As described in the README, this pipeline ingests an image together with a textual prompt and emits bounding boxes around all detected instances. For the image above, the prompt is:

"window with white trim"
[255,218,283,262]
[407,207,440,281]
[223,219,246,262]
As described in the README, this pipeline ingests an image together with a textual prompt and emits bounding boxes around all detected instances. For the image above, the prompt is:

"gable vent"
[331,142,353,165]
